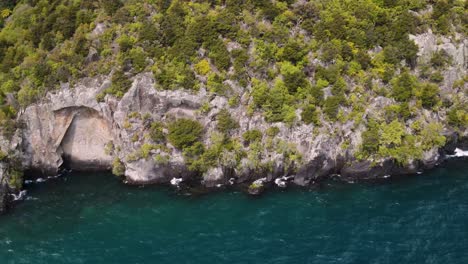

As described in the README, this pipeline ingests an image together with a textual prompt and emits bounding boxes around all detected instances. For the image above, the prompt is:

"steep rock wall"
[58,107,112,170]
[12,32,468,189]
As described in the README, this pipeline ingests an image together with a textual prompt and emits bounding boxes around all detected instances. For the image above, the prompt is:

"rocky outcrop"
[17,70,465,189]
[0,163,9,214]
[21,77,111,175]
[410,30,467,94]
[3,31,465,197]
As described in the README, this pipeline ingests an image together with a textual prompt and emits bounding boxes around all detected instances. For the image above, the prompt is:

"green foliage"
[104,141,114,155]
[361,119,380,155]
[99,69,132,99]
[168,118,204,150]
[323,96,343,121]
[301,104,319,125]
[448,107,468,128]
[430,50,451,68]
[101,0,124,15]
[17,85,40,107]
[140,143,155,159]
[391,70,417,102]
[149,122,165,143]
[243,129,263,145]
[112,158,125,177]
[0,0,465,169]
[194,59,211,75]
[280,62,308,93]
[117,35,135,53]
[153,60,196,90]
[420,122,446,150]
[429,71,444,83]
[266,126,280,137]
[8,168,23,190]
[127,47,147,72]
[207,73,228,95]
[418,83,440,109]
[216,109,239,135]
[278,39,307,64]
[206,38,230,71]
[264,79,295,123]
[380,119,405,146]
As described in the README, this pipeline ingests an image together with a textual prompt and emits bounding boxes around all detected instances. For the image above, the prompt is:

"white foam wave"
[24,172,66,185]
[274,178,287,188]
[170,177,183,186]
[274,176,294,188]
[447,148,468,158]
[10,190,27,201]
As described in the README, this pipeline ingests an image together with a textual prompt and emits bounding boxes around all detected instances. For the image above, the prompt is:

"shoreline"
[11,152,468,200]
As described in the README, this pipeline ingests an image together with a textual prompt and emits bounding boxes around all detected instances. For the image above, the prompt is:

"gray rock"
[6,31,467,189]
[202,167,225,187]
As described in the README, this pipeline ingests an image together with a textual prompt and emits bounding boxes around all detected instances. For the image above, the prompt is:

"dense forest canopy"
[0,0,466,165]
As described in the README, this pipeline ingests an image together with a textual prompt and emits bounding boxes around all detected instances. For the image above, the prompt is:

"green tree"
[168,118,204,150]
[301,104,319,125]
[380,119,405,146]
[216,109,239,135]
[361,119,380,155]
[149,122,165,143]
[391,70,416,102]
[418,83,440,109]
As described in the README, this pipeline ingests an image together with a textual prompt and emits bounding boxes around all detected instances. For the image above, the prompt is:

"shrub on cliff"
[392,70,417,102]
[168,118,204,150]
[418,83,440,109]
[448,107,468,128]
[216,109,239,135]
[112,158,125,177]
[98,69,132,100]
[149,122,165,143]
[243,129,263,145]
[301,104,319,125]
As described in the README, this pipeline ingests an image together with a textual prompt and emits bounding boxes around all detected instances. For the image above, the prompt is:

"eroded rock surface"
[9,32,467,191]
[58,107,113,170]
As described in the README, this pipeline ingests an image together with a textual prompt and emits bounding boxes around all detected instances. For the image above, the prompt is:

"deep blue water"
[0,160,467,264]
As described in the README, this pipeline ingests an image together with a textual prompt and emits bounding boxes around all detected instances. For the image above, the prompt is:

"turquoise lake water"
[0,159,467,264]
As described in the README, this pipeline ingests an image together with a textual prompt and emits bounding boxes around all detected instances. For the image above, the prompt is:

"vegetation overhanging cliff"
[0,0,467,210]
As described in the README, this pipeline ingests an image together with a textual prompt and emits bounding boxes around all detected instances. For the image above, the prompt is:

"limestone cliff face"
[2,31,467,197]
[58,107,113,170]
[20,77,113,174]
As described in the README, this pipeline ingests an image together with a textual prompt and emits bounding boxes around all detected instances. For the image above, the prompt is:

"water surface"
[1,160,467,263]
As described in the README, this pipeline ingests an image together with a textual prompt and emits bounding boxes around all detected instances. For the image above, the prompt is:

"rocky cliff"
[0,30,467,213]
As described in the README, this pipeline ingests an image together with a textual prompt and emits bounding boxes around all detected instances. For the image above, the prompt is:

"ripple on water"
[0,161,467,263]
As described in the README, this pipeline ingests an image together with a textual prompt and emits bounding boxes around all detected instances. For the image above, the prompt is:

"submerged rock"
[248,178,267,195]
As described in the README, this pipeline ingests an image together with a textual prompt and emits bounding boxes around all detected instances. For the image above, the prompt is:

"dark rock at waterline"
[341,158,423,181]
[442,131,468,155]
[294,154,343,186]
[0,184,9,214]
[341,160,392,180]
[247,184,265,196]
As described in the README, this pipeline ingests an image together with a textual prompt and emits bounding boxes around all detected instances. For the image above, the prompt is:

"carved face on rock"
[56,107,113,171]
